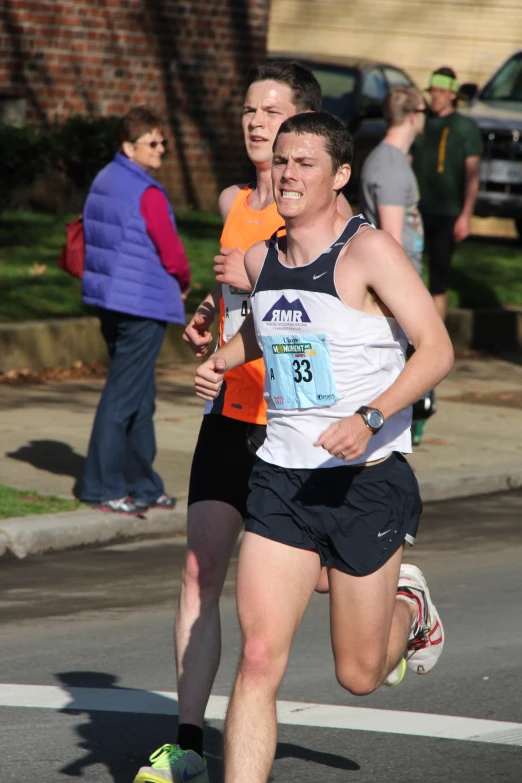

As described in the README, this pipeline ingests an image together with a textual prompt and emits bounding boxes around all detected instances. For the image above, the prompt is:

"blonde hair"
[383,86,424,127]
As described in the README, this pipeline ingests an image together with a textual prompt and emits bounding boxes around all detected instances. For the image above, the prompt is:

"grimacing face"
[272,131,350,223]
[242,80,299,168]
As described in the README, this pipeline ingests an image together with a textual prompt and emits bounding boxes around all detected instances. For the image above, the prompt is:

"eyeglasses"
[135,139,168,149]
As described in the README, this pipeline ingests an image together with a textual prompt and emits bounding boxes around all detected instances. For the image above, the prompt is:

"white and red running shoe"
[397,563,444,674]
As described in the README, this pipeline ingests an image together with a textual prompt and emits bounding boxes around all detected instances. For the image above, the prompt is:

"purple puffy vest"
[82,153,185,324]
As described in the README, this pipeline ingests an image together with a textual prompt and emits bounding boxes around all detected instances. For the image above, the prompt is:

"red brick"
[2,0,268,210]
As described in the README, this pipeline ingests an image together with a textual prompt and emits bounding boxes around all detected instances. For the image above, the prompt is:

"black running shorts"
[245,452,422,577]
[188,414,266,516]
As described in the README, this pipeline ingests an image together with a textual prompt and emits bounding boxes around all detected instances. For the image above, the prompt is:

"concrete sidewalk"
[2,357,522,558]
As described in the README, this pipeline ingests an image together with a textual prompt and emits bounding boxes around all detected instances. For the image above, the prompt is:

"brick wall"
[0,0,269,209]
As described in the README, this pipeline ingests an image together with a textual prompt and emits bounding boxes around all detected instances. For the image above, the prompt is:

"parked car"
[269,52,417,201]
[459,50,522,238]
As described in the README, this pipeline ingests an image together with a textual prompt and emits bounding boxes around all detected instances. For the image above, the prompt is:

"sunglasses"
[135,139,168,149]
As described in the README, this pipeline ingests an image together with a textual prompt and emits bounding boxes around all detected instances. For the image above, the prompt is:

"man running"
[134,62,350,783]
[195,112,454,783]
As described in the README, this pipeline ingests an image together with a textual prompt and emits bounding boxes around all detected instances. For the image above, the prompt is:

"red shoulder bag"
[58,215,85,279]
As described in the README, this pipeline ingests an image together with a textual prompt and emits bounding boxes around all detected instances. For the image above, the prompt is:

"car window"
[310,65,358,121]
[481,52,522,101]
[361,68,387,105]
[383,67,413,89]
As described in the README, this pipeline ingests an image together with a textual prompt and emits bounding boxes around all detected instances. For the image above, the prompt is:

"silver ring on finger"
[339,450,345,459]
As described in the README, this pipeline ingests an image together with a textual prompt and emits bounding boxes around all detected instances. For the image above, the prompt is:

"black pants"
[81,309,167,504]
[422,213,457,295]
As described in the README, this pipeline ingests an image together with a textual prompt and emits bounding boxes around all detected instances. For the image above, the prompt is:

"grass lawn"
[0,209,221,322]
[0,209,521,322]
[0,484,82,519]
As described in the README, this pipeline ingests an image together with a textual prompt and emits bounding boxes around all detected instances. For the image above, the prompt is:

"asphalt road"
[1,491,522,782]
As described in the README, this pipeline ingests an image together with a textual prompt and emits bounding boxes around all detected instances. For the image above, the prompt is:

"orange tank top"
[207,185,283,424]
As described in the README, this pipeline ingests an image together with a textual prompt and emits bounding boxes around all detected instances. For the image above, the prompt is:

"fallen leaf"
[29,262,47,276]
[421,438,451,446]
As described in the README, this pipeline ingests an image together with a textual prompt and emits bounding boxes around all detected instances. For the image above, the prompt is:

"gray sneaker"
[93,496,144,516]
[133,743,209,783]
[134,493,176,512]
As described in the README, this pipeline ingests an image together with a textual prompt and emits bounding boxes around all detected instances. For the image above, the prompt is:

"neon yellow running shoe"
[133,743,209,783]
[383,657,407,687]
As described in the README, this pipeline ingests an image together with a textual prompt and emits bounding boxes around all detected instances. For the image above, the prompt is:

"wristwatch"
[355,406,384,434]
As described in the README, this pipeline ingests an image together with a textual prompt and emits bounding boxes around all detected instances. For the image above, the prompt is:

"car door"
[305,62,359,127]
[382,66,414,90]
[348,66,388,200]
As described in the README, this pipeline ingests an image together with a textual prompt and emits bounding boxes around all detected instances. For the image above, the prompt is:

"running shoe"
[133,743,208,783]
[134,494,177,512]
[397,563,444,674]
[93,496,143,516]
[383,657,407,687]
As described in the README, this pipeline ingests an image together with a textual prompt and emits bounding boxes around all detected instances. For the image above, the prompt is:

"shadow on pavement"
[55,672,360,781]
[275,741,360,771]
[6,439,85,497]
[55,671,224,783]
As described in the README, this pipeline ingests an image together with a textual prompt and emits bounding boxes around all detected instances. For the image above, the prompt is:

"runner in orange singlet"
[208,186,279,424]
[134,61,350,783]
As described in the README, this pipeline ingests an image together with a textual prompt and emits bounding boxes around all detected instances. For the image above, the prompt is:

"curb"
[1,469,522,558]
[0,316,200,373]
[0,503,188,559]
[1,309,521,374]
[417,469,522,504]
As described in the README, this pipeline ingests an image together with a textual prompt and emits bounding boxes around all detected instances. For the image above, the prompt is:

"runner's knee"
[334,658,385,696]
[239,634,289,688]
[181,547,225,595]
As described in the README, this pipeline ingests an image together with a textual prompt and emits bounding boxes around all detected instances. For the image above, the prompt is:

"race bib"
[413,234,424,253]
[222,284,251,344]
[262,333,338,410]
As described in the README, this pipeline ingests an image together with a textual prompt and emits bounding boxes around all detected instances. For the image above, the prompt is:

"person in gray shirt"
[360,85,435,445]
[360,85,426,273]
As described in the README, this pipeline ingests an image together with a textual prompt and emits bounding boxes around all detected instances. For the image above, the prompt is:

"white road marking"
[1,684,521,747]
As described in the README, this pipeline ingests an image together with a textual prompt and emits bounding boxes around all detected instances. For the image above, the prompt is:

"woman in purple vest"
[81,106,191,514]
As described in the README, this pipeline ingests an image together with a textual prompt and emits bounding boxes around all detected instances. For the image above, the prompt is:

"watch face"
[368,409,384,429]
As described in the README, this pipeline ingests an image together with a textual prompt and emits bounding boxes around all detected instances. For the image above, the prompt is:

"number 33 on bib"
[261,333,338,410]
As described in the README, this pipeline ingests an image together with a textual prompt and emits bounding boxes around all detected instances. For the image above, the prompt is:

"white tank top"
[250,215,412,469]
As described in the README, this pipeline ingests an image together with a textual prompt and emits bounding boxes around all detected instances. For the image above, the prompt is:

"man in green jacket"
[413,66,483,319]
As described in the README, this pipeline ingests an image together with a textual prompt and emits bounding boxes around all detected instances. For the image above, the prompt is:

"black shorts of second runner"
[188,413,266,516]
[245,452,422,577]
[422,213,457,296]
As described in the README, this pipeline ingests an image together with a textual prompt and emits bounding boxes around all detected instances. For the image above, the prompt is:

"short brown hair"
[383,86,424,128]
[246,60,322,112]
[275,111,353,171]
[115,105,165,147]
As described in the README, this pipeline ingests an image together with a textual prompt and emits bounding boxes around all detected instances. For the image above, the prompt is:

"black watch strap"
[355,405,384,434]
